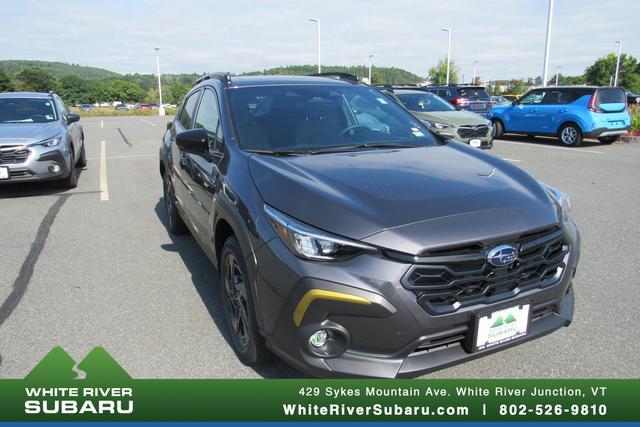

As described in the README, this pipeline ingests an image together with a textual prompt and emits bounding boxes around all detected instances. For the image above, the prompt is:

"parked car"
[0,92,86,188]
[115,104,128,111]
[159,73,580,378]
[627,91,640,106]
[139,104,152,110]
[502,94,521,102]
[491,96,511,106]
[490,86,631,146]
[386,89,493,149]
[78,103,93,111]
[421,85,492,117]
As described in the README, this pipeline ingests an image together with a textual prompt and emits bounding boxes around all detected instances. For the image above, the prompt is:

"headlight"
[540,182,571,220]
[264,205,377,261]
[431,122,452,129]
[36,137,62,147]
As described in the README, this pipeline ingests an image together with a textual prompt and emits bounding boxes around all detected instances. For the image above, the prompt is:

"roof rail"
[196,72,232,86]
[308,72,359,84]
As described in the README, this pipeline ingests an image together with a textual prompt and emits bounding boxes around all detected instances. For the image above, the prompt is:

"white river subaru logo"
[487,244,518,267]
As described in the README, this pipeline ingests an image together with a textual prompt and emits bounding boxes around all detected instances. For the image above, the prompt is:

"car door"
[182,87,226,242]
[535,89,572,134]
[503,89,545,132]
[57,98,80,157]
[171,89,202,229]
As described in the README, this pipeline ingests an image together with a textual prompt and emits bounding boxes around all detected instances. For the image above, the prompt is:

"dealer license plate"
[0,166,9,180]
[470,139,482,148]
[474,303,530,351]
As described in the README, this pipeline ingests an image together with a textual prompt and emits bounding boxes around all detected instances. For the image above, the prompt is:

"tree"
[0,70,13,92]
[585,53,640,92]
[428,58,459,85]
[168,82,188,104]
[506,79,527,94]
[87,80,112,103]
[108,79,144,102]
[14,67,57,92]
[58,75,91,105]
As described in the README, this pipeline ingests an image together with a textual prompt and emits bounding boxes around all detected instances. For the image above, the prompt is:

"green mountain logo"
[491,313,518,328]
[25,346,130,382]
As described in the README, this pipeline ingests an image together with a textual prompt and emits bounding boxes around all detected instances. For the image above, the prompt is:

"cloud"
[2,0,638,80]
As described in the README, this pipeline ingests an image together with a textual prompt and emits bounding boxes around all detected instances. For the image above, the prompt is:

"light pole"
[614,40,622,86]
[542,0,554,87]
[154,48,165,116]
[368,54,375,84]
[472,60,479,84]
[441,28,451,85]
[555,65,561,86]
[308,18,321,73]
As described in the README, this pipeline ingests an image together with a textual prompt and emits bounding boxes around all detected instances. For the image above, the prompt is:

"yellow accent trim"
[293,289,371,327]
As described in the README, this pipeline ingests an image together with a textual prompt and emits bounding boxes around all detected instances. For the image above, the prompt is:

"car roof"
[0,91,53,99]
[227,75,353,88]
[393,89,435,95]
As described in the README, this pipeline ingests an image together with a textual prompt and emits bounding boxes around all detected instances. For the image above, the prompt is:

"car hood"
[411,110,487,126]
[249,144,560,255]
[0,122,61,146]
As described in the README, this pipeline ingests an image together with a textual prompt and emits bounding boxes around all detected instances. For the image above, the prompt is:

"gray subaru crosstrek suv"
[0,92,86,188]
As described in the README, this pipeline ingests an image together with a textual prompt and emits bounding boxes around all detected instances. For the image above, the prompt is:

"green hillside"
[0,60,121,80]
[242,65,424,84]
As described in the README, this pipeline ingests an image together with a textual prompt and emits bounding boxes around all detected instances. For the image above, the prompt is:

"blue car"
[490,86,631,146]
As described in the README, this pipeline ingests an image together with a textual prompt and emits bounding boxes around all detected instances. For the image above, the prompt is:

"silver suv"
[0,92,86,188]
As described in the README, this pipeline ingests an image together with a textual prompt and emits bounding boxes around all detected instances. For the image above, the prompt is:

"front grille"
[402,227,569,315]
[458,125,489,138]
[0,145,30,164]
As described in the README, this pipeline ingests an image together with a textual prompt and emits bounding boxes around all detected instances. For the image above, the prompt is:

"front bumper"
[253,221,580,378]
[584,126,630,138]
[0,145,71,184]
[432,128,493,149]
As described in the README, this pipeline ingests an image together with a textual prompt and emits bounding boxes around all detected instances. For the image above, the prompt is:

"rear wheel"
[220,236,267,365]
[492,120,504,139]
[163,174,187,234]
[598,135,619,144]
[558,123,582,146]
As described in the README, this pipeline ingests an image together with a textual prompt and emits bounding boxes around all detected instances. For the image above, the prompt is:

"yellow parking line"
[99,140,109,201]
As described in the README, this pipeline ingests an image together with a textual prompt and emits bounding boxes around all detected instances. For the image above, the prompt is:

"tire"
[220,236,267,366]
[526,134,536,139]
[492,120,504,139]
[558,123,582,146]
[162,174,187,234]
[598,135,619,144]
[76,138,87,167]
[59,150,78,189]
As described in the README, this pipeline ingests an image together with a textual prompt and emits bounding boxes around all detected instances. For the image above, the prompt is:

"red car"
[139,104,152,110]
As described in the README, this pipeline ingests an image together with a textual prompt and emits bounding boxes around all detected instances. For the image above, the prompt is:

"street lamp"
[308,18,321,73]
[441,28,451,85]
[542,0,554,87]
[154,48,165,116]
[472,60,479,85]
[555,65,562,86]
[368,54,375,85]
[614,40,622,86]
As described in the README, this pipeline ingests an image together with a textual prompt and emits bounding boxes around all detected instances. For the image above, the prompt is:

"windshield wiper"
[308,142,419,154]
[245,148,305,156]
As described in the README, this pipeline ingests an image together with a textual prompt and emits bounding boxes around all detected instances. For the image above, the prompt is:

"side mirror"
[67,113,81,124]
[511,100,519,106]
[175,128,208,154]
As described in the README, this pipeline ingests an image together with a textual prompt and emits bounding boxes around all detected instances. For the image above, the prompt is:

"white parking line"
[496,139,603,154]
[99,140,109,201]
[88,154,156,160]
[100,120,104,129]
[503,158,522,163]
[139,118,157,127]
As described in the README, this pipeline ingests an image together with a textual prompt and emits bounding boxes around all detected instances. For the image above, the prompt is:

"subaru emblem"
[487,244,518,267]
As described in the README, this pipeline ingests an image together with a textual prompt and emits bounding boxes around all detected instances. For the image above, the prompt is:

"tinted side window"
[193,89,224,153]
[178,91,201,129]
[520,90,545,105]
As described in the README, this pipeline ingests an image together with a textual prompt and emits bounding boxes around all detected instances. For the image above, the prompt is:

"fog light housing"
[309,330,328,348]
[48,163,61,173]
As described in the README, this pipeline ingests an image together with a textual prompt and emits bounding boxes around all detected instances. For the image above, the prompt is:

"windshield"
[457,87,490,99]
[0,98,58,123]
[228,85,436,153]
[396,92,455,112]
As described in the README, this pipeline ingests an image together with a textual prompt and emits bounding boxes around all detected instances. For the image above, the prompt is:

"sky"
[2,0,639,81]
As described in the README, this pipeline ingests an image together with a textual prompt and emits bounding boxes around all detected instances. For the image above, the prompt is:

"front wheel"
[558,123,583,146]
[492,120,504,139]
[163,175,187,234]
[220,236,267,366]
[598,135,619,144]
[59,150,78,189]
[76,138,87,167]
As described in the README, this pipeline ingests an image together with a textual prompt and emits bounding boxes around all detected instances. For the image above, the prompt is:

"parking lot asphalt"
[1,115,638,379]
